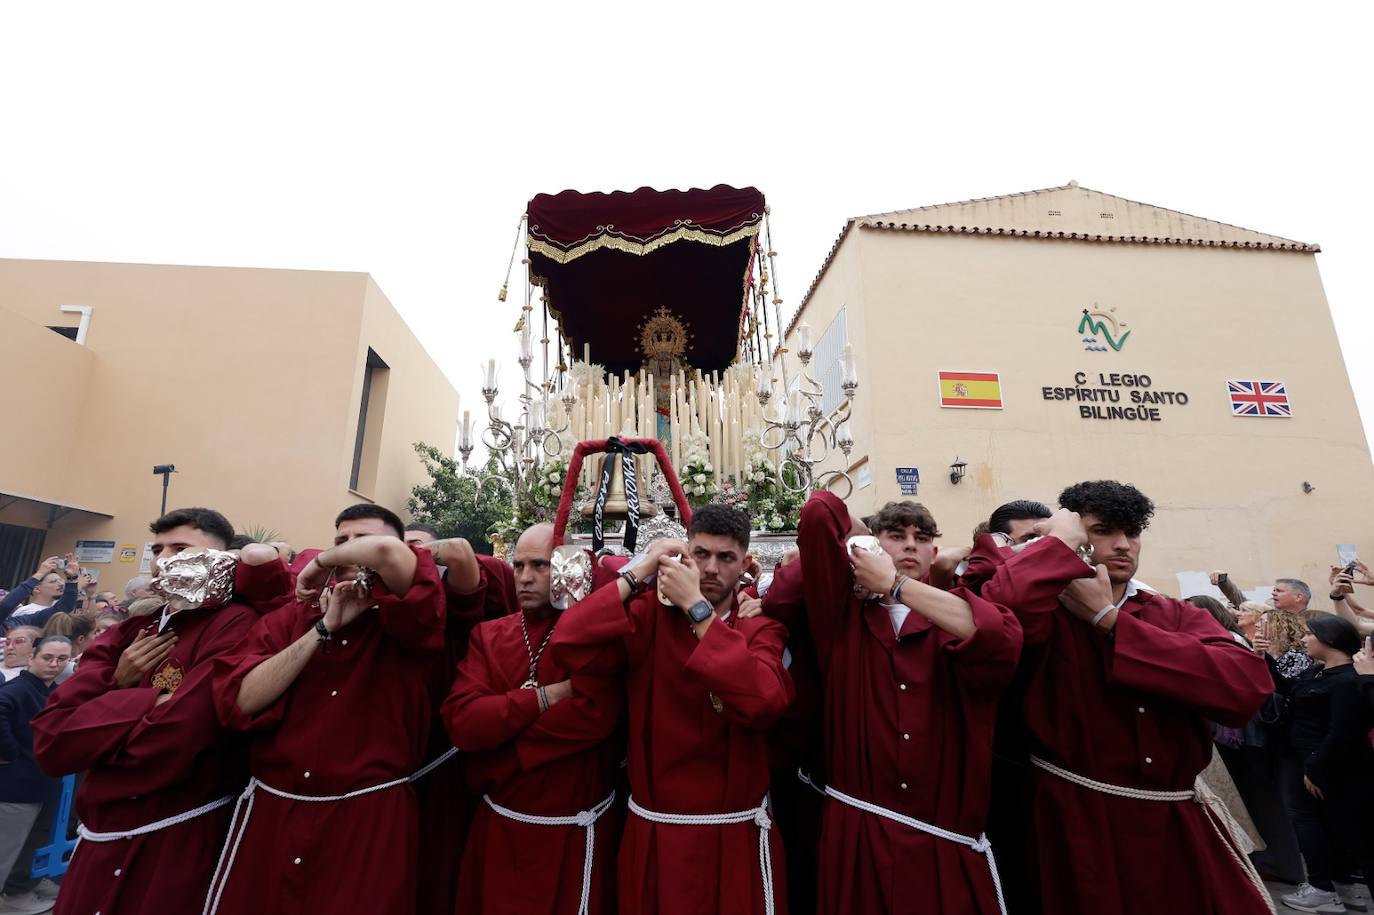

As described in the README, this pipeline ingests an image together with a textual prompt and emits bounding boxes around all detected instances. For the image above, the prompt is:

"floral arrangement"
[679,430,718,508]
[741,433,807,531]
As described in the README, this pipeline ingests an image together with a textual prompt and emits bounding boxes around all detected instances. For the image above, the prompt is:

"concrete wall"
[0,259,457,593]
[787,229,1374,602]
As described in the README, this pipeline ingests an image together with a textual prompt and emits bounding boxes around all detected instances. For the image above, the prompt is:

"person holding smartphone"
[1330,562,1374,638]
[0,555,80,633]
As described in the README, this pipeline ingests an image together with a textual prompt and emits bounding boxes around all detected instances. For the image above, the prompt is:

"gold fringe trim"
[528,222,760,264]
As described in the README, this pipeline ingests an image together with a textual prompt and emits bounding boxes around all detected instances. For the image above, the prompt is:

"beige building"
[0,258,457,593]
[782,183,1374,602]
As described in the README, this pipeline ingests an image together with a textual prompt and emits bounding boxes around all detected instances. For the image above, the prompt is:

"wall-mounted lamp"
[949,457,968,485]
[1302,481,1315,494]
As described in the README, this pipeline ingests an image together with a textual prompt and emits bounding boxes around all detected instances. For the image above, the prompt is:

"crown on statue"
[637,306,690,360]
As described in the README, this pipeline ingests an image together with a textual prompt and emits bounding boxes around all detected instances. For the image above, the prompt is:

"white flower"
[704,463,714,473]
[548,472,560,483]
[694,473,706,484]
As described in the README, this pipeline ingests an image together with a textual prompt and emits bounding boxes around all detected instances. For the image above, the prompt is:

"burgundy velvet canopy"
[526,185,765,377]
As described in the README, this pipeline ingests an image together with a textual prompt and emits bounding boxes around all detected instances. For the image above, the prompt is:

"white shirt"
[880,599,910,636]
[1,666,21,683]
[8,602,49,625]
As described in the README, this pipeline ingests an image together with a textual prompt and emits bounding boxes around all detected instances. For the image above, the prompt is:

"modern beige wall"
[0,259,457,594]
[357,276,459,517]
[786,228,1374,603]
[0,308,97,506]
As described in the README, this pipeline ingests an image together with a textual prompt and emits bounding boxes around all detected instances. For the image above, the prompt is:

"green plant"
[407,442,512,554]
[238,524,281,544]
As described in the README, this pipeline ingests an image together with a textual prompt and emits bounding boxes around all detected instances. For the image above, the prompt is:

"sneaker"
[0,891,54,915]
[1338,883,1372,913]
[1282,883,1348,913]
[30,881,58,901]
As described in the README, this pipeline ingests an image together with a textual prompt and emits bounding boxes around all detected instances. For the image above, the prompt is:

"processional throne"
[468,185,859,569]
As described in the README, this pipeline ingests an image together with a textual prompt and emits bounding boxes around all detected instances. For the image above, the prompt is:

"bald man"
[442,523,623,915]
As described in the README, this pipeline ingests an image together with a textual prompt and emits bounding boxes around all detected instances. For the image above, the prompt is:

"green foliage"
[407,442,512,554]
[238,524,280,544]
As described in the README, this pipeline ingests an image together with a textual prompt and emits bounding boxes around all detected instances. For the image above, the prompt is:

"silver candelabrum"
[758,325,858,497]
[463,317,571,526]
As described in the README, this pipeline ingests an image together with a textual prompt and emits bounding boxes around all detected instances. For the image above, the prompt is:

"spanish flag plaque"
[937,371,1003,409]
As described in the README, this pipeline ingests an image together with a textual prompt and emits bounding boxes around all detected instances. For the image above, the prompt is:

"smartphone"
[1337,544,1358,575]
[1365,635,1373,655]
[658,555,682,606]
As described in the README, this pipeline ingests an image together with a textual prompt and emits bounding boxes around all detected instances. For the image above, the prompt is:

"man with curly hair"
[978,480,1274,915]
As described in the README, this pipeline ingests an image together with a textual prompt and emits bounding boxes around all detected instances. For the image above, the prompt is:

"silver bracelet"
[1091,604,1116,627]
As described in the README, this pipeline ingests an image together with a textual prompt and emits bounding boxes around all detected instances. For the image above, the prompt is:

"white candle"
[797,323,812,354]
[483,359,498,390]
[840,343,857,385]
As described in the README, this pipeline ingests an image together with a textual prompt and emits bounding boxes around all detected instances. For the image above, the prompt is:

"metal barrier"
[29,774,77,879]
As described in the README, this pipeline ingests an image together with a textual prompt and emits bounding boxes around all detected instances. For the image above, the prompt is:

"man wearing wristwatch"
[782,492,1021,915]
[980,480,1274,915]
[210,503,445,915]
[442,521,623,915]
[551,503,793,915]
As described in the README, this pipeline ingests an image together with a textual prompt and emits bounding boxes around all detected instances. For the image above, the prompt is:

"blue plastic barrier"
[29,774,77,879]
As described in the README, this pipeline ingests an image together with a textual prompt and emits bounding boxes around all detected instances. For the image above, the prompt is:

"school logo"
[1079,306,1130,352]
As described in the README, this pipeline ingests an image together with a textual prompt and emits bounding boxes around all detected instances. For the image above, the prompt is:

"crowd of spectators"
[1192,566,1374,913]
[0,556,140,914]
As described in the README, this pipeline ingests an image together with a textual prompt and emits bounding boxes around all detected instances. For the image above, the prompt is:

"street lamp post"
[152,464,176,516]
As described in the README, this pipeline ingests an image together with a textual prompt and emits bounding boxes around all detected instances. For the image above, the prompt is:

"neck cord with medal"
[519,612,556,689]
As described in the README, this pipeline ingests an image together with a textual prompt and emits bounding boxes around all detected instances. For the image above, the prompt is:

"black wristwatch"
[314,619,333,641]
[1330,591,1348,602]
[685,599,714,625]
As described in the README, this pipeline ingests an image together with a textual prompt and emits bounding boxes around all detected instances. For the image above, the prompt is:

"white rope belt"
[823,785,1007,915]
[627,795,776,915]
[203,746,459,915]
[1030,756,1275,915]
[483,791,616,915]
[76,794,234,843]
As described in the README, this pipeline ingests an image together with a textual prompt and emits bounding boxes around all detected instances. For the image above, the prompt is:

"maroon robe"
[416,552,516,915]
[757,559,826,915]
[979,536,1274,914]
[551,581,793,915]
[209,546,445,915]
[32,565,279,915]
[442,606,623,915]
[788,491,1023,915]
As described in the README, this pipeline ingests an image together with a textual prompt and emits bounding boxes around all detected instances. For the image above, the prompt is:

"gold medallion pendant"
[521,678,539,689]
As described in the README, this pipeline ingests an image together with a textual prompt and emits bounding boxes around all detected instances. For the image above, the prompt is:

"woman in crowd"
[1258,606,1315,678]
[39,614,93,683]
[1236,600,1270,644]
[1193,595,1308,884]
[1275,613,1373,913]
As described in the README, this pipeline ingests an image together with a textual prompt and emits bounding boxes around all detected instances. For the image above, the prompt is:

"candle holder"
[759,338,859,498]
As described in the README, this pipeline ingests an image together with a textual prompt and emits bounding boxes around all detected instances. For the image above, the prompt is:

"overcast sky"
[4,2,1371,449]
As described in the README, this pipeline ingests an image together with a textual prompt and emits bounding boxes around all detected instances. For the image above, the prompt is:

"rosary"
[519,613,556,689]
